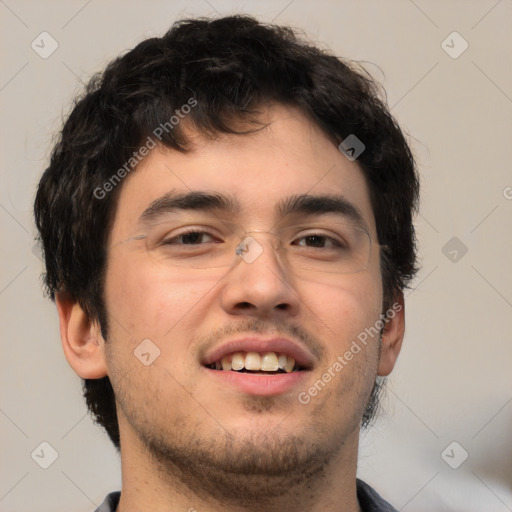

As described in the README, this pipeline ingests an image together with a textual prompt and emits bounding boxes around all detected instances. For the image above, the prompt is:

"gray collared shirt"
[94,479,398,511]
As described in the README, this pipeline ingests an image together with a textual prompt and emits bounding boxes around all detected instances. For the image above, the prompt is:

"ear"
[55,291,108,379]
[377,292,405,376]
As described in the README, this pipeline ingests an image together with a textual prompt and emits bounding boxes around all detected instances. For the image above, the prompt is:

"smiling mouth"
[205,351,305,374]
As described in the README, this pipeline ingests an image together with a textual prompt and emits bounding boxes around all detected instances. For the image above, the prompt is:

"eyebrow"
[139,191,241,225]
[138,191,367,230]
[276,194,367,230]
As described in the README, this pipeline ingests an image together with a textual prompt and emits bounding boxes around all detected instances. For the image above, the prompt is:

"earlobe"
[377,292,405,376]
[55,291,108,379]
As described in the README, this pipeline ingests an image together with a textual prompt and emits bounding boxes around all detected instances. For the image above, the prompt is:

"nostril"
[236,302,255,310]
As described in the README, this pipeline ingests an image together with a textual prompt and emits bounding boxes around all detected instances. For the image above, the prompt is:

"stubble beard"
[137,397,350,508]
[111,319,381,507]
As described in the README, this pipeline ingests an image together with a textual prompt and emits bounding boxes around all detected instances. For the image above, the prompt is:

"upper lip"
[202,336,316,369]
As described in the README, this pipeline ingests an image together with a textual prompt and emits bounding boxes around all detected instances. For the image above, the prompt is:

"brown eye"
[295,234,341,248]
[163,231,216,245]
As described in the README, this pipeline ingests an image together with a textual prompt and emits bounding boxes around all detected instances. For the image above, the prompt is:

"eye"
[293,234,344,249]
[162,230,218,245]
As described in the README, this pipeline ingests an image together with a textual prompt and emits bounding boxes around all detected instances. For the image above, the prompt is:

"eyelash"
[161,229,345,249]
[162,230,218,245]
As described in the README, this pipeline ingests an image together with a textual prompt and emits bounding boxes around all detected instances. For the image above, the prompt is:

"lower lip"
[204,368,309,396]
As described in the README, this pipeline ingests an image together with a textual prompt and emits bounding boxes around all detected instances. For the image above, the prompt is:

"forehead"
[109,104,376,241]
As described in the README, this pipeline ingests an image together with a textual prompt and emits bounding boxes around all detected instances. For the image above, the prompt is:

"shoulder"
[356,479,398,512]
[93,484,396,512]
[94,491,121,512]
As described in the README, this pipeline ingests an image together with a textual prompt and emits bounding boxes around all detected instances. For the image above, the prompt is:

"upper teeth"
[214,352,296,372]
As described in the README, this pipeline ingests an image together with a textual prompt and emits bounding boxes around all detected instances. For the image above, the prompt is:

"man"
[34,15,419,512]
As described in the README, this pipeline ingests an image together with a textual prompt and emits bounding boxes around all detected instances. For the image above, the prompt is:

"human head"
[34,15,419,450]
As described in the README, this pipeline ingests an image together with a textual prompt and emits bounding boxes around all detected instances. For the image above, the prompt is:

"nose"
[218,233,300,319]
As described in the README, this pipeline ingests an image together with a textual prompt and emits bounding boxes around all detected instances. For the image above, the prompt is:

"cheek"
[102,263,209,412]
[104,256,217,340]
[302,272,383,357]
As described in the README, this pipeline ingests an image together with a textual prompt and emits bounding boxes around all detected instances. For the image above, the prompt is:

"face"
[102,104,391,499]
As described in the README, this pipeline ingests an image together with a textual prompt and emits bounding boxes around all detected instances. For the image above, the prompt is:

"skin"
[56,104,405,512]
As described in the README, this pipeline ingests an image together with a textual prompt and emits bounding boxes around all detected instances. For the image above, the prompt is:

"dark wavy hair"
[34,15,419,449]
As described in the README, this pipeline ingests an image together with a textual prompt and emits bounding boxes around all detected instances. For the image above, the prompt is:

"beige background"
[1,0,511,510]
